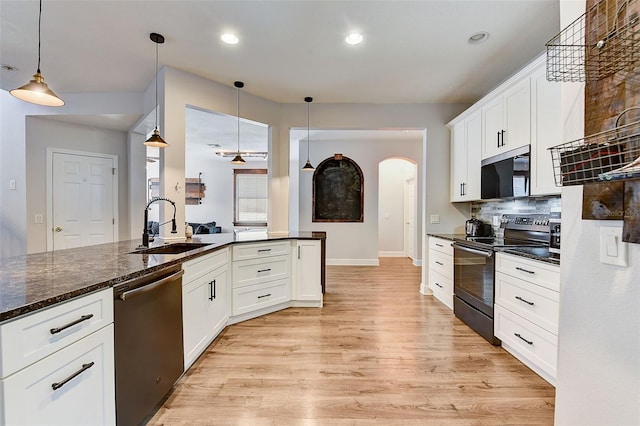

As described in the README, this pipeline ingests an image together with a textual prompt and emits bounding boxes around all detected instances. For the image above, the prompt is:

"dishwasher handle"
[452,243,493,258]
[118,269,184,301]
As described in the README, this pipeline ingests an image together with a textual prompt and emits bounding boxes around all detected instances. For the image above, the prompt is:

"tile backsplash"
[471,196,561,235]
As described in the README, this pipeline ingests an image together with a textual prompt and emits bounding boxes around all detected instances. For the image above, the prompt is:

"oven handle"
[452,243,493,258]
[118,270,184,301]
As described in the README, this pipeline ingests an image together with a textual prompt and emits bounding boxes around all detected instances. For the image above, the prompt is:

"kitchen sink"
[130,242,212,255]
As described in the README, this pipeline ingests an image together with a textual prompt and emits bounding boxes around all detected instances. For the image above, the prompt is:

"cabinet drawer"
[232,241,291,261]
[183,248,229,283]
[0,288,113,378]
[495,305,558,381]
[495,271,559,334]
[232,255,290,289]
[429,237,453,256]
[0,324,115,426]
[495,253,560,291]
[429,269,453,310]
[232,278,291,316]
[429,250,453,279]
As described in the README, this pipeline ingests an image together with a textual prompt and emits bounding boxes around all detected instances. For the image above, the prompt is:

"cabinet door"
[208,267,229,340]
[295,240,322,303]
[482,96,504,159]
[182,272,213,369]
[464,110,482,200]
[1,325,115,426]
[530,65,561,195]
[183,265,229,369]
[450,120,467,202]
[503,78,531,152]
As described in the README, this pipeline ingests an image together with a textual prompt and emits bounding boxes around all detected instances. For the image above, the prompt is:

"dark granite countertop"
[0,231,325,323]
[427,233,466,241]
[498,247,560,266]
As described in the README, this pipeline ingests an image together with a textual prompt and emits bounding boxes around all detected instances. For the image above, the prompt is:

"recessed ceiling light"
[468,32,489,45]
[345,33,364,45]
[221,33,239,45]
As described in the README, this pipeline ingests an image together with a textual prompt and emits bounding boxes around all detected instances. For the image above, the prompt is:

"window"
[234,169,268,226]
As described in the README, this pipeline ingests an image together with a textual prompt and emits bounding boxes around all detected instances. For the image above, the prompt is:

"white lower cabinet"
[182,249,230,369]
[494,253,560,385]
[293,240,323,306]
[428,237,454,310]
[0,324,115,426]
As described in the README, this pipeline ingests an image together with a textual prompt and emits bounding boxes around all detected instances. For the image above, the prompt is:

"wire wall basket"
[549,108,640,186]
[546,0,640,82]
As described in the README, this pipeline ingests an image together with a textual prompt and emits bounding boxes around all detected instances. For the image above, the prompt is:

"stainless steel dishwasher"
[113,265,184,426]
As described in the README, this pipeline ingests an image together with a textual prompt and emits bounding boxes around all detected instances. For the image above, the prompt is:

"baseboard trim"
[412,258,422,267]
[420,282,432,295]
[326,258,380,266]
[378,251,405,257]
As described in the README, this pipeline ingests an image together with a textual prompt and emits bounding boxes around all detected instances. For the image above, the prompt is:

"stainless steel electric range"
[452,214,550,345]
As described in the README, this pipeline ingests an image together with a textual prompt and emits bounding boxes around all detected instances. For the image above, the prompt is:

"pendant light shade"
[10,0,64,107]
[302,97,315,171]
[231,81,246,164]
[144,32,169,148]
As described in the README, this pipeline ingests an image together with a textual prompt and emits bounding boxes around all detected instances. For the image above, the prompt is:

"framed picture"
[312,154,364,222]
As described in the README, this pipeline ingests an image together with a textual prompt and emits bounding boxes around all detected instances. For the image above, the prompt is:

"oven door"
[452,243,495,318]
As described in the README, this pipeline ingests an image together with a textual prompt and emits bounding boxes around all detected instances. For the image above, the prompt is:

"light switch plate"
[430,215,440,224]
[600,226,628,267]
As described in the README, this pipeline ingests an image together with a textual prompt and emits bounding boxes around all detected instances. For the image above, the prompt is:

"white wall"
[298,138,421,266]
[378,158,416,257]
[554,0,640,424]
[0,90,143,258]
[25,117,130,253]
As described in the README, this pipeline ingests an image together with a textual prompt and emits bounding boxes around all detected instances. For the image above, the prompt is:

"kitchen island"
[0,231,325,425]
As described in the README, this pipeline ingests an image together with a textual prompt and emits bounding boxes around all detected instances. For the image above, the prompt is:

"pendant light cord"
[307,101,311,161]
[237,86,240,153]
[155,40,159,130]
[37,0,42,73]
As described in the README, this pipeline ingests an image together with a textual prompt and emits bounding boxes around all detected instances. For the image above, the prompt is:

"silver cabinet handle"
[257,293,271,299]
[257,268,271,273]
[258,249,271,253]
[434,282,443,288]
[514,333,533,345]
[435,261,444,266]
[515,267,535,274]
[50,314,93,334]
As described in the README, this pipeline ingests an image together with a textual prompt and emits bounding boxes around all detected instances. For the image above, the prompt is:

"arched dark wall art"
[312,154,364,222]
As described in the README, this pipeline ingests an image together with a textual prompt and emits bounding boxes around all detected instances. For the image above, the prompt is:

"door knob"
[54,226,62,232]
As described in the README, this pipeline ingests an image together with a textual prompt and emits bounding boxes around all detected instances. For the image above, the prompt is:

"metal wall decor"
[312,154,364,222]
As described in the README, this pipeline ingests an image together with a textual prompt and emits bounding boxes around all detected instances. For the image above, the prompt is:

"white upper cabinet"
[482,77,531,159]
[530,62,562,196]
[450,109,482,202]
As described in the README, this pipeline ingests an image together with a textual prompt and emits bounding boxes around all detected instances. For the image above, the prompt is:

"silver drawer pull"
[50,314,94,335]
[514,333,533,345]
[515,296,534,306]
[257,249,272,253]
[435,282,443,288]
[257,268,272,273]
[52,362,95,390]
[257,293,272,299]
[435,261,444,266]
[435,243,444,248]
[515,266,535,274]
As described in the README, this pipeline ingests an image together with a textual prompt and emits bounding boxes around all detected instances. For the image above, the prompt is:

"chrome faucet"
[142,197,177,248]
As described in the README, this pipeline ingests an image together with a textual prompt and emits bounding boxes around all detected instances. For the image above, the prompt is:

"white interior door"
[51,152,116,251]
[404,177,415,259]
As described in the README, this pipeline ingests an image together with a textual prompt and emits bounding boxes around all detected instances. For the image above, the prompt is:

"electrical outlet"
[430,215,440,224]
[35,214,44,224]
[9,179,16,190]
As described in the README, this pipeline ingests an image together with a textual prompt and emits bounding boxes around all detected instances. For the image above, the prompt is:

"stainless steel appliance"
[465,218,493,237]
[549,214,561,255]
[452,214,550,345]
[113,265,185,426]
[481,145,530,199]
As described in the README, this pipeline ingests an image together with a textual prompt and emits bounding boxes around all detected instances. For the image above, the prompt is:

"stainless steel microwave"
[481,145,530,199]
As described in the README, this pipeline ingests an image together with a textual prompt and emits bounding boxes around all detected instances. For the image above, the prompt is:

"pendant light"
[302,97,315,171]
[231,81,246,164]
[10,0,64,107]
[144,33,169,148]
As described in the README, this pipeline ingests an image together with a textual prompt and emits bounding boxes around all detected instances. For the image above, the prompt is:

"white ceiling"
[1,0,560,105]
[1,1,560,151]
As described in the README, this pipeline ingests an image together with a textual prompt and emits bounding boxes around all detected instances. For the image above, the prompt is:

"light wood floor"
[149,258,555,425]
